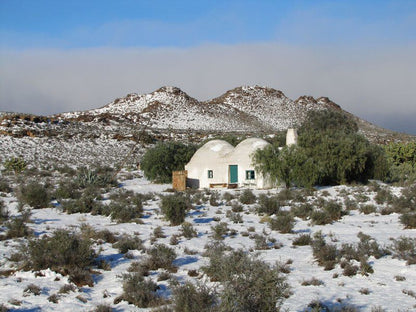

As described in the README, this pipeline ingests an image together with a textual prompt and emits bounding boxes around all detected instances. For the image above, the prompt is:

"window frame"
[245,170,255,180]
[208,170,213,179]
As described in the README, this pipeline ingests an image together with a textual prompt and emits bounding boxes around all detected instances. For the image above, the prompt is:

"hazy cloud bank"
[0,43,415,134]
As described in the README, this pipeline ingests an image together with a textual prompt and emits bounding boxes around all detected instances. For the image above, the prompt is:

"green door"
[229,165,238,183]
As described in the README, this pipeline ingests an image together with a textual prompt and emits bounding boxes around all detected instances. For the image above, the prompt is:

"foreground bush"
[120,273,159,308]
[218,253,289,312]
[21,229,96,285]
[160,193,191,225]
[172,282,217,312]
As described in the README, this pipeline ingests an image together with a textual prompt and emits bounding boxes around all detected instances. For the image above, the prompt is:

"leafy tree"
[141,142,197,183]
[254,109,388,187]
[384,142,416,183]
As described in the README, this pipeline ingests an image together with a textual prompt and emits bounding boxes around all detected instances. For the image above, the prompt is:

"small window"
[246,170,255,180]
[208,170,213,179]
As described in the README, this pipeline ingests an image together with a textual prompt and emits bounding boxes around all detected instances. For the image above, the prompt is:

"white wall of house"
[185,138,271,189]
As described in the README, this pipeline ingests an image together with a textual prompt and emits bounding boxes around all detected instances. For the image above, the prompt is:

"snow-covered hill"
[60,85,343,132]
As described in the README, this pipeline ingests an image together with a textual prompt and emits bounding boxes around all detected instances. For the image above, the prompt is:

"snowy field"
[0,171,415,311]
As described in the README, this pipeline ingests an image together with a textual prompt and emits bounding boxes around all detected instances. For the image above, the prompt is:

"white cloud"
[0,43,415,134]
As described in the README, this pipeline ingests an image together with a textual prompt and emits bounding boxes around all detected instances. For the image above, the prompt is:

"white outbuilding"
[185,137,272,189]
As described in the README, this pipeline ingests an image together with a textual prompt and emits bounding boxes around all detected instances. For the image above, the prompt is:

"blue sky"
[1,0,415,133]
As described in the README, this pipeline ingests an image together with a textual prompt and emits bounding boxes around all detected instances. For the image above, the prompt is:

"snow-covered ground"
[0,172,415,311]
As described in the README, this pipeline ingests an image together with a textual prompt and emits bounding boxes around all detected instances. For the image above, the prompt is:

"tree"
[141,142,197,183]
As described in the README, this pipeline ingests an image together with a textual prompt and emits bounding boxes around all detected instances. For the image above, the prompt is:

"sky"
[0,0,415,134]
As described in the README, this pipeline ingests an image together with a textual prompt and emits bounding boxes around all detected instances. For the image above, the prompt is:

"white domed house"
[184,138,272,189]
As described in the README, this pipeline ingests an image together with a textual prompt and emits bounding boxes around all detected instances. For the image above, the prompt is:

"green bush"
[5,217,33,239]
[391,236,416,265]
[22,229,96,285]
[61,187,104,214]
[269,212,295,233]
[292,234,312,246]
[0,179,12,193]
[217,253,289,312]
[141,142,197,183]
[0,200,8,222]
[172,282,217,312]
[311,232,338,270]
[146,244,177,270]
[400,212,416,229]
[292,203,313,220]
[239,189,256,204]
[113,235,143,254]
[256,194,280,215]
[181,222,197,239]
[76,167,117,189]
[4,156,27,174]
[120,273,159,308]
[310,210,332,225]
[160,193,191,226]
[18,182,50,209]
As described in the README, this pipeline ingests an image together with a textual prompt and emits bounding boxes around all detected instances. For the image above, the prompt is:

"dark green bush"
[0,179,11,193]
[239,189,256,204]
[311,232,338,270]
[61,187,104,215]
[54,180,81,200]
[18,182,50,209]
[141,142,197,183]
[160,193,191,226]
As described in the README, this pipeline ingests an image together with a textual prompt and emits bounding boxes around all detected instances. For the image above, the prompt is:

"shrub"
[322,200,344,221]
[5,217,33,239]
[94,304,113,312]
[0,200,9,222]
[374,188,393,205]
[239,189,256,204]
[22,229,96,285]
[253,234,269,250]
[24,283,41,296]
[0,179,12,193]
[257,194,280,215]
[391,236,416,265]
[301,277,324,286]
[181,222,197,239]
[359,204,377,215]
[209,191,221,206]
[400,212,416,229]
[160,193,191,226]
[141,142,197,183]
[172,282,217,312]
[218,254,289,312]
[113,235,143,254]
[120,273,159,308]
[211,222,229,240]
[269,212,295,233]
[292,203,313,220]
[292,234,312,246]
[231,201,243,212]
[61,187,103,214]
[146,244,177,270]
[18,182,49,209]
[76,167,117,189]
[222,192,235,203]
[310,210,332,225]
[311,232,338,270]
[54,180,81,200]
[4,157,27,174]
